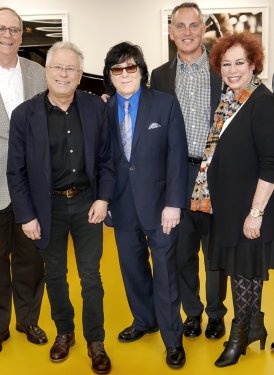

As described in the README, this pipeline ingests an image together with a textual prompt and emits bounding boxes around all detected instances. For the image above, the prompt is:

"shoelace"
[55,334,72,346]
[29,325,44,335]
[91,342,105,356]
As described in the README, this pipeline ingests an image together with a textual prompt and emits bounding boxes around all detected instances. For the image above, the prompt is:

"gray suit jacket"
[0,56,46,210]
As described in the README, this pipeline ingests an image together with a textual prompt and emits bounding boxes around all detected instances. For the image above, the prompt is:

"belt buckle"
[66,189,74,198]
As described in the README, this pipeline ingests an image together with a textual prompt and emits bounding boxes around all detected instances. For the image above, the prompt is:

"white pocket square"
[148,122,162,130]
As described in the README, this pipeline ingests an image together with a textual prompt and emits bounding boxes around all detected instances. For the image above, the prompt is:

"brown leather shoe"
[0,329,10,352]
[16,323,48,344]
[88,341,111,374]
[50,333,75,362]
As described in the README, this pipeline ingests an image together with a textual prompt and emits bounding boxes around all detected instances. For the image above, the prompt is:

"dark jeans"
[0,204,44,333]
[39,189,105,342]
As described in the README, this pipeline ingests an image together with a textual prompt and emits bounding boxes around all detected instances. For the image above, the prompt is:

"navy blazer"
[107,87,188,230]
[150,57,222,126]
[7,90,115,249]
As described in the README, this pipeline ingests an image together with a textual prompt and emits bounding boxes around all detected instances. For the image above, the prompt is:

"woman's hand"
[243,214,262,239]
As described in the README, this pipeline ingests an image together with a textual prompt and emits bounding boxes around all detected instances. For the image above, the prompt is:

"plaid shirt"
[175,47,210,158]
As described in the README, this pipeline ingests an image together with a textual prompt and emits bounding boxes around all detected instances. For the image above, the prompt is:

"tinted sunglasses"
[110,64,138,76]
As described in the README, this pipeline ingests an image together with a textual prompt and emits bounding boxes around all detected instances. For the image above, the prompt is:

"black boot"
[215,320,247,367]
[247,312,267,349]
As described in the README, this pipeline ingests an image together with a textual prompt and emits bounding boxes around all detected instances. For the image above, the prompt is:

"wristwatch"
[250,207,264,218]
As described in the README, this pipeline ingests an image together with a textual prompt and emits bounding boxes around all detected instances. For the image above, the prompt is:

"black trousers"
[0,204,44,334]
[39,189,105,342]
[176,162,227,319]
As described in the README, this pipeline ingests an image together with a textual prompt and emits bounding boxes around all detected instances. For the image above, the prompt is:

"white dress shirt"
[0,57,24,119]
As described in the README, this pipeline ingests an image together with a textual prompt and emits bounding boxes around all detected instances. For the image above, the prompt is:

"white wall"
[5,0,274,89]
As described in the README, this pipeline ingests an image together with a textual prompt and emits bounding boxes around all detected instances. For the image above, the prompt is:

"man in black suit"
[150,2,227,340]
[103,42,188,369]
[7,41,115,374]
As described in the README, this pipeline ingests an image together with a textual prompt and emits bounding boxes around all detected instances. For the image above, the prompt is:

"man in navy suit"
[150,2,227,340]
[7,41,115,374]
[103,42,188,368]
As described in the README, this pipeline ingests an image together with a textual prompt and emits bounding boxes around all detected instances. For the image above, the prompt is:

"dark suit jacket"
[150,57,222,126]
[107,87,188,230]
[7,90,115,249]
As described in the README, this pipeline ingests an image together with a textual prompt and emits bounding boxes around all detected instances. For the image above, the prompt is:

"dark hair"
[103,42,149,95]
[171,2,203,24]
[210,32,264,75]
[0,7,23,29]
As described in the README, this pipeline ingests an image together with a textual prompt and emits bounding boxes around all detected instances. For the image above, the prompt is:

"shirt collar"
[0,55,21,72]
[177,45,208,72]
[116,86,142,109]
[45,91,77,113]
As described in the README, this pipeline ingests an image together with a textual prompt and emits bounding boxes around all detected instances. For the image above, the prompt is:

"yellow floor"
[1,226,274,375]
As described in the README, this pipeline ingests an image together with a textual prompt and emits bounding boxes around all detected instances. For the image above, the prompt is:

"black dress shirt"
[45,95,89,190]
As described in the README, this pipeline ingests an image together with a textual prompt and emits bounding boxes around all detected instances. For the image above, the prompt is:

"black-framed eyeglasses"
[110,64,138,76]
[0,25,22,36]
[47,65,82,75]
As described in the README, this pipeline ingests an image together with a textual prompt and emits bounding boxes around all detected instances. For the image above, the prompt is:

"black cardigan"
[208,84,274,247]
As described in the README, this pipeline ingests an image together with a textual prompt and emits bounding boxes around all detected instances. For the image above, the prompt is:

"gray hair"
[170,2,204,24]
[0,7,23,30]
[46,41,84,71]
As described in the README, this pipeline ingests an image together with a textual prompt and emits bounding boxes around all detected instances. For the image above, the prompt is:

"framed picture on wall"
[161,7,269,79]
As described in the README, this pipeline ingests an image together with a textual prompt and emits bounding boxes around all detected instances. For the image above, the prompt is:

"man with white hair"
[7,41,115,374]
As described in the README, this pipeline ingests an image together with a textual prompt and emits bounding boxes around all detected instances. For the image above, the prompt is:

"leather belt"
[52,189,81,198]
[188,157,203,165]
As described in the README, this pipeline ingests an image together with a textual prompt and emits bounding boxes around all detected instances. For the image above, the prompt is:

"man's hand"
[88,200,108,224]
[161,207,181,235]
[101,94,110,103]
[22,219,41,240]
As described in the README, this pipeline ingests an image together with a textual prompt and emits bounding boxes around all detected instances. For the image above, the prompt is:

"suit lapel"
[167,59,177,95]
[76,91,95,165]
[0,96,9,127]
[109,95,124,151]
[29,92,51,186]
[131,88,150,151]
[20,57,31,100]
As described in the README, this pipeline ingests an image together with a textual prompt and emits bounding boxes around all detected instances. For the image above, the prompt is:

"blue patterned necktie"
[120,100,132,161]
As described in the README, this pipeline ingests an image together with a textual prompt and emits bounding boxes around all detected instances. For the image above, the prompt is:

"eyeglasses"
[0,25,22,36]
[110,64,138,76]
[47,65,82,75]
[174,22,201,32]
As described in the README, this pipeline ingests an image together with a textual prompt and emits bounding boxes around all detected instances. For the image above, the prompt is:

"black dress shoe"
[205,318,225,339]
[16,323,48,344]
[88,341,111,374]
[166,346,186,368]
[183,316,201,337]
[118,325,159,342]
[0,329,10,352]
[50,333,75,362]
